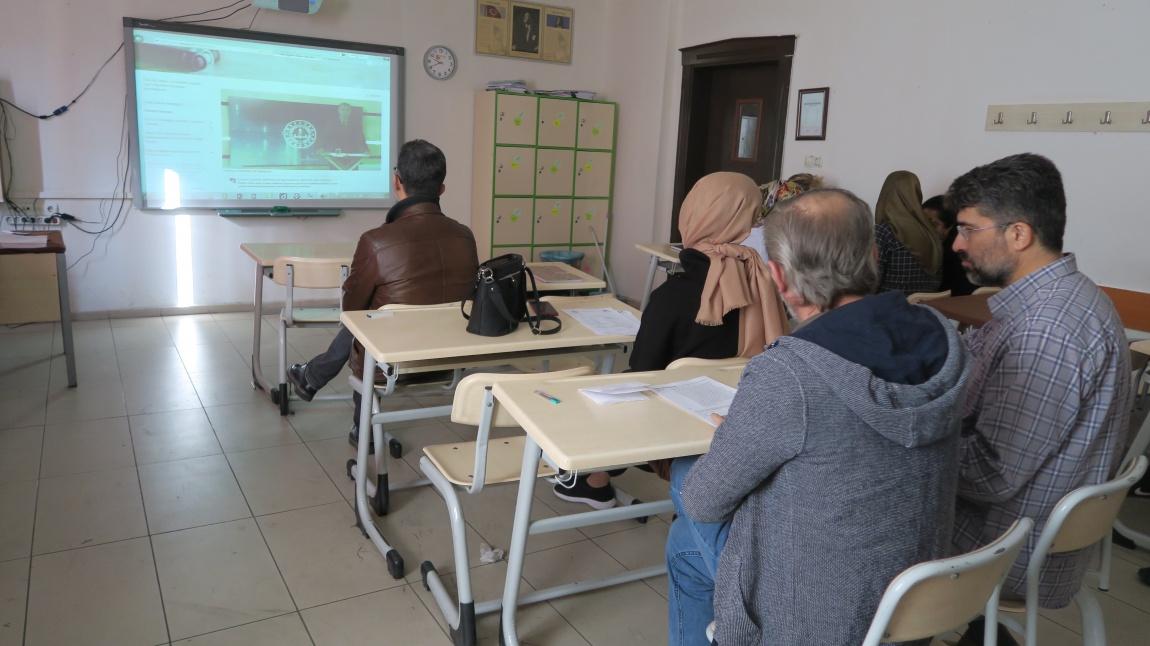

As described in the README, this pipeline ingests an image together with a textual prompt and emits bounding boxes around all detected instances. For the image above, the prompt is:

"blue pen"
[534,389,561,405]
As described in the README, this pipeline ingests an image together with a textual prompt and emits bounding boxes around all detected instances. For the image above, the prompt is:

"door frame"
[670,36,796,240]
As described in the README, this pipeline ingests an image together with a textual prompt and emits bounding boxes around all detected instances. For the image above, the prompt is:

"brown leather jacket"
[343,200,479,375]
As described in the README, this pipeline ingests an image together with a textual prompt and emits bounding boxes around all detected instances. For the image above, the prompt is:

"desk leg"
[500,436,542,646]
[55,253,77,388]
[353,354,405,579]
[250,264,271,393]
[639,255,659,311]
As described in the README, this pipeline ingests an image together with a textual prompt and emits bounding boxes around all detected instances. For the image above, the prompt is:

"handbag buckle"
[479,267,495,283]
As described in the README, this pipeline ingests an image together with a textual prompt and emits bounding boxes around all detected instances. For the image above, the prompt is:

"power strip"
[2,214,63,231]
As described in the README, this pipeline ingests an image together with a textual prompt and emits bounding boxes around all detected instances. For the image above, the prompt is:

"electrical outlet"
[45,203,60,216]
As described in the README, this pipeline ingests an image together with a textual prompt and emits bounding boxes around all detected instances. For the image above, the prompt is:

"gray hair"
[764,188,879,310]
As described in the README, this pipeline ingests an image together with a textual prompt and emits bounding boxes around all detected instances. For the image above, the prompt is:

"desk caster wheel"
[386,549,404,579]
[388,438,403,459]
[345,458,356,481]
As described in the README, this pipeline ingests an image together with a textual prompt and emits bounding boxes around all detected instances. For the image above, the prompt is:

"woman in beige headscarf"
[874,170,943,294]
[552,172,789,507]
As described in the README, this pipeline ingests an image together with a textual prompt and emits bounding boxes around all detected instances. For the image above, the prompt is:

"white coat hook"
[1062,110,1074,125]
[1100,110,1112,125]
[1026,111,1039,125]
[993,111,1005,125]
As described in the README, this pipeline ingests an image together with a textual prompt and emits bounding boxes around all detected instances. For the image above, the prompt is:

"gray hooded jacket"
[680,304,969,645]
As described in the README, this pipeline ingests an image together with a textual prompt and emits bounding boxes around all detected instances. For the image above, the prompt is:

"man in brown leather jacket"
[287,140,478,433]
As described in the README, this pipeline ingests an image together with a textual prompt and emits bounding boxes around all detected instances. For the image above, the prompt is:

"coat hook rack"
[1100,110,1112,125]
[1062,110,1074,125]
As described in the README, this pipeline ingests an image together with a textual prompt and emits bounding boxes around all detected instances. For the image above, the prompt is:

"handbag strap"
[523,266,562,336]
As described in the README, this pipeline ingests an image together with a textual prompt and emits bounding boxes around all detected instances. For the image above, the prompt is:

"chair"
[907,290,952,304]
[666,356,750,371]
[418,366,592,646]
[270,256,349,414]
[997,455,1148,646]
[860,519,1032,646]
[1100,401,1150,583]
[973,286,1002,296]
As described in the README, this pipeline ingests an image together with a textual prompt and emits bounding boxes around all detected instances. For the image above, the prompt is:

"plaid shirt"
[954,254,1131,608]
[875,222,942,294]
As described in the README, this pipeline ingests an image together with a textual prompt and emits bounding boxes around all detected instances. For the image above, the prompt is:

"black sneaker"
[552,475,616,510]
[348,422,375,454]
[287,363,317,402]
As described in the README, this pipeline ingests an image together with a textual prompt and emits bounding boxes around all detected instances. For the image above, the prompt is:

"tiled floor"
[0,314,1148,645]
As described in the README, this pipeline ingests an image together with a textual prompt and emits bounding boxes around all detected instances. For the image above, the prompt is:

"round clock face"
[423,46,457,80]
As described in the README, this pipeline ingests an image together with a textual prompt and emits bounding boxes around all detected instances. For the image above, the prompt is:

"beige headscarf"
[875,170,943,278]
[679,172,789,357]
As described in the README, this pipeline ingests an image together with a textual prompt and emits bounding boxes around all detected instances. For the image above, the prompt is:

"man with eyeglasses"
[945,153,1131,645]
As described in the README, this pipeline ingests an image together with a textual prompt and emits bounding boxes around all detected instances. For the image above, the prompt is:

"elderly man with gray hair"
[667,189,970,645]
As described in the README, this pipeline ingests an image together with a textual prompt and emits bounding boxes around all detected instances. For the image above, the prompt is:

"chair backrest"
[861,518,1033,646]
[1039,455,1147,555]
[450,366,593,427]
[666,356,749,371]
[1121,403,1150,472]
[271,256,350,289]
[907,290,952,304]
[973,286,1002,296]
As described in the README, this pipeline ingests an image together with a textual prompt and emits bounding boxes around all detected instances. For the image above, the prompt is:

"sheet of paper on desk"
[0,233,48,248]
[562,308,641,336]
[651,376,737,426]
[579,381,650,405]
[532,264,581,283]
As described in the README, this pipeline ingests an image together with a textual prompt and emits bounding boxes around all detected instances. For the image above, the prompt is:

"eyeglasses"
[955,223,1010,240]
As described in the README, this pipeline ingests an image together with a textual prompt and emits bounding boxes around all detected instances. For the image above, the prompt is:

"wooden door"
[671,37,794,240]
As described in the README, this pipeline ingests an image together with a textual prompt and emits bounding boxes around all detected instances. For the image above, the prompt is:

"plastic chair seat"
[283,307,341,323]
[423,436,557,486]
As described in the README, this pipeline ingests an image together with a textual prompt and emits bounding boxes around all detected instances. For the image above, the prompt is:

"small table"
[635,242,681,310]
[240,242,356,403]
[492,363,745,645]
[0,231,76,387]
[925,293,993,329]
[340,294,640,580]
[526,261,606,292]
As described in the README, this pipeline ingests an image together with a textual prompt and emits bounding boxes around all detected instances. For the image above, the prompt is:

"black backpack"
[461,253,561,336]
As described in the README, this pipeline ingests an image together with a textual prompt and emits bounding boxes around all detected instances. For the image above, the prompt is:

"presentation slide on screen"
[131,28,394,208]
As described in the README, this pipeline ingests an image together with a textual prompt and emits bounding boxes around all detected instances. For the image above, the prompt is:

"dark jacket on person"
[680,292,969,645]
[629,248,739,371]
[343,197,479,375]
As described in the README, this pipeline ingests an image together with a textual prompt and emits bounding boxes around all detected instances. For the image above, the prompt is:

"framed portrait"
[796,87,829,140]
[508,1,544,59]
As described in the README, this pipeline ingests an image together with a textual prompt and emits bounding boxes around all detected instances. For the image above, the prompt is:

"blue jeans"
[667,456,731,646]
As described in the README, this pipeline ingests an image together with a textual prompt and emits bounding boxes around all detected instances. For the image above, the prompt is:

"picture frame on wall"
[476,0,573,64]
[508,1,544,59]
[796,87,829,140]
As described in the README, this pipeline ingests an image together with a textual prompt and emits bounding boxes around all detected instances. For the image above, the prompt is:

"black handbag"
[462,253,561,336]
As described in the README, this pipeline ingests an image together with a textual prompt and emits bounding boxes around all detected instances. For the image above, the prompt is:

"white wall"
[605,0,1150,299]
[4,0,1148,314]
[0,0,610,313]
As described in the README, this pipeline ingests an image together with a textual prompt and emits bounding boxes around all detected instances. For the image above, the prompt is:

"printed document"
[650,377,736,426]
[562,307,640,336]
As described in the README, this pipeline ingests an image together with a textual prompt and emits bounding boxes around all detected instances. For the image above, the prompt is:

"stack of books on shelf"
[486,80,529,93]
